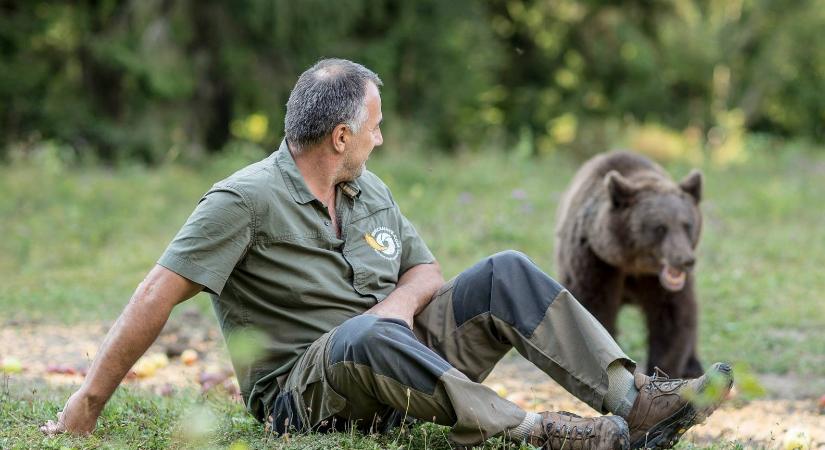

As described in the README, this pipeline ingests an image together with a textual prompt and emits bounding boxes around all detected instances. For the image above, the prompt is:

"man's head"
[285,59,384,180]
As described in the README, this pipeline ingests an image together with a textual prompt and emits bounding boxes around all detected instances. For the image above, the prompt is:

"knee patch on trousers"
[329,315,452,395]
[451,250,563,338]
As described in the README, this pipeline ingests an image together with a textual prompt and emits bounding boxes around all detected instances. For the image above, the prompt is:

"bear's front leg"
[683,341,705,378]
[558,247,624,336]
[632,275,702,377]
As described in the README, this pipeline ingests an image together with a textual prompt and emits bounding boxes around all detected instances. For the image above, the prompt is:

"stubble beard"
[339,152,365,182]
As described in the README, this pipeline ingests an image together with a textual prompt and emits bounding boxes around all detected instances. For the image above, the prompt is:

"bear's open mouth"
[659,264,686,291]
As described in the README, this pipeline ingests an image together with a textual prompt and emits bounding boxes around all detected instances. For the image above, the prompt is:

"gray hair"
[285,58,383,149]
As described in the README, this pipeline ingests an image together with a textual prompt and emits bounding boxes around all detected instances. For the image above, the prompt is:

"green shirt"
[158,140,435,419]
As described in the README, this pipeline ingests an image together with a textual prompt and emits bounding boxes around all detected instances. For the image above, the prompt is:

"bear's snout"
[658,235,696,291]
[670,253,695,272]
[658,249,696,292]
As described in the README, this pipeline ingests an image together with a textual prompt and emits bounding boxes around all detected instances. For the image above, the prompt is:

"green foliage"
[2,1,824,162]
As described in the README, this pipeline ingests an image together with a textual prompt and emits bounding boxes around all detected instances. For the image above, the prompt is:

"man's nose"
[375,130,383,146]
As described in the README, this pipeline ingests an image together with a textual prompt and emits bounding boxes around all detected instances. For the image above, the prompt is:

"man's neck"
[288,141,340,206]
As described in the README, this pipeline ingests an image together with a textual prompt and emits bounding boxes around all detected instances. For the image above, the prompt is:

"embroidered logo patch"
[364,227,401,260]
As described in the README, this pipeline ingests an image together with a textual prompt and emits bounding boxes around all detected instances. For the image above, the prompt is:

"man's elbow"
[132,265,202,310]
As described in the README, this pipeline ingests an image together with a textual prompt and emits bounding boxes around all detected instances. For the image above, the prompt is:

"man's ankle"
[603,360,638,418]
[508,411,542,441]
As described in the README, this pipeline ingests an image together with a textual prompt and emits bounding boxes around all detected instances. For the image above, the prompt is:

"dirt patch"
[2,317,824,448]
[0,313,234,396]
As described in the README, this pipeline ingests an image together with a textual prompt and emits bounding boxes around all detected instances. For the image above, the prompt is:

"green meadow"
[1,137,823,448]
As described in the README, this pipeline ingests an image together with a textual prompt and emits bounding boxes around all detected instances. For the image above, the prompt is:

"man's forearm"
[393,262,444,315]
[365,262,444,326]
[79,288,176,406]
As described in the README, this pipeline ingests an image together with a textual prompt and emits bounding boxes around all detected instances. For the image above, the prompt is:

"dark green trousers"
[271,251,633,445]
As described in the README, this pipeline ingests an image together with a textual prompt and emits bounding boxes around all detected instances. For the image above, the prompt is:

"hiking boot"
[627,362,734,449]
[527,411,630,450]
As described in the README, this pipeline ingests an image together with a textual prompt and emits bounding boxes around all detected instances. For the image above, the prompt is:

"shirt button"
[324,220,330,226]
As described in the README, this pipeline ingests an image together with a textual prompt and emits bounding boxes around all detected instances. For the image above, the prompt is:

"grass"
[0,377,749,450]
[1,136,824,448]
[0,377,532,449]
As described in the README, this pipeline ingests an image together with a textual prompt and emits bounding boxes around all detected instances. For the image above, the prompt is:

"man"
[42,59,732,450]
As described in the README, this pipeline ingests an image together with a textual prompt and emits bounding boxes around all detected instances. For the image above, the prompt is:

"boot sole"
[630,363,733,449]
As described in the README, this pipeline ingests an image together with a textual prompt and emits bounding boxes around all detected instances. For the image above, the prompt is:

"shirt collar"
[275,139,362,204]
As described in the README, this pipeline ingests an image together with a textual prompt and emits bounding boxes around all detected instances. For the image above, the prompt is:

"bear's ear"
[604,170,637,208]
[679,169,702,203]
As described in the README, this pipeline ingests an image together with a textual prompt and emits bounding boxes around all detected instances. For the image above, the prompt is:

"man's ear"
[604,170,637,208]
[679,169,702,203]
[331,123,349,154]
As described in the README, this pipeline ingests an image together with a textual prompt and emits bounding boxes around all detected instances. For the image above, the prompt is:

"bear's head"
[599,169,702,291]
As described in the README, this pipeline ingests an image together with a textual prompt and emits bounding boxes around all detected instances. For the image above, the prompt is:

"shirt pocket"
[344,206,403,300]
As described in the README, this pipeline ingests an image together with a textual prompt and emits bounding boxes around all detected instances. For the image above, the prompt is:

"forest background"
[3,0,824,162]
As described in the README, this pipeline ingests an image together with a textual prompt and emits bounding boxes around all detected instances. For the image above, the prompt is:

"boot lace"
[647,367,689,392]
[545,415,594,442]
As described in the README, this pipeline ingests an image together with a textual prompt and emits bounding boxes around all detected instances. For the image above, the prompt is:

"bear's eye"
[684,222,693,234]
[653,224,667,238]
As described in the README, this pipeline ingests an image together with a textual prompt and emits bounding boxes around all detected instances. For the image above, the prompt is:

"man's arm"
[41,264,202,436]
[365,261,444,328]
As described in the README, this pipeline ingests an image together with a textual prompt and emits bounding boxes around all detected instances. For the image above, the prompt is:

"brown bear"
[554,150,704,377]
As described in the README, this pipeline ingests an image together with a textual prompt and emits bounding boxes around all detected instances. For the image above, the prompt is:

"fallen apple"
[180,349,199,366]
[782,427,811,450]
[46,364,78,375]
[157,383,175,397]
[491,383,508,397]
[198,371,228,391]
[148,353,169,369]
[1,356,23,374]
[133,357,157,378]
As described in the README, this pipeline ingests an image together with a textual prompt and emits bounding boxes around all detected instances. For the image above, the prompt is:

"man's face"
[342,82,383,180]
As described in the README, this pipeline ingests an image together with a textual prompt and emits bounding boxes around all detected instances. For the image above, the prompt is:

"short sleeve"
[158,186,253,295]
[397,207,435,274]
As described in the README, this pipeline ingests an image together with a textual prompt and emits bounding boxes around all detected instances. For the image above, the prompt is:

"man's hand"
[366,291,418,328]
[40,265,202,437]
[41,390,102,436]
[365,262,443,329]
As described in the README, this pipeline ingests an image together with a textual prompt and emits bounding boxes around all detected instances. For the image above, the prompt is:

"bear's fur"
[555,151,704,377]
